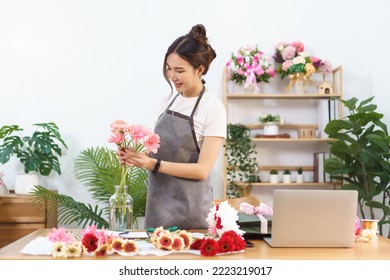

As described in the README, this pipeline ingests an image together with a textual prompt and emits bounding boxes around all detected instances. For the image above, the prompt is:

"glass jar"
[109,185,133,231]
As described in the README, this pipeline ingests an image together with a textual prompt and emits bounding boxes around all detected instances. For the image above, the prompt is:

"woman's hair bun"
[189,24,208,44]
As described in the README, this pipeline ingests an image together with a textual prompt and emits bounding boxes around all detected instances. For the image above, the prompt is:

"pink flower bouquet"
[226,45,275,90]
[108,120,160,209]
[273,40,332,80]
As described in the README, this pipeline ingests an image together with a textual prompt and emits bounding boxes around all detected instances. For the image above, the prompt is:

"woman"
[118,24,226,229]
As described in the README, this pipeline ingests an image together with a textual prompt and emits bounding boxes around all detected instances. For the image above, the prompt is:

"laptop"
[263,189,358,248]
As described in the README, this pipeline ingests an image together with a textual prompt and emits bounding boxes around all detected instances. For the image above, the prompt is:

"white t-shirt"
[157,90,227,147]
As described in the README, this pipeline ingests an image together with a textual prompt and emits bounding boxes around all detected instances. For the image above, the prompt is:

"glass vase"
[109,185,133,231]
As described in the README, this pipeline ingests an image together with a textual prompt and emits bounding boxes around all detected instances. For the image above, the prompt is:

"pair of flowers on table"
[108,120,160,208]
[48,226,138,258]
[225,45,275,90]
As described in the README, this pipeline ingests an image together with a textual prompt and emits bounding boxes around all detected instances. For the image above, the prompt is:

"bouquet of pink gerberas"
[108,120,160,210]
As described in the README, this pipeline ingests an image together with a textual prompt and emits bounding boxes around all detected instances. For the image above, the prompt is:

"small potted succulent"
[269,169,279,184]
[283,169,292,183]
[259,113,284,135]
[296,167,304,183]
[0,122,68,194]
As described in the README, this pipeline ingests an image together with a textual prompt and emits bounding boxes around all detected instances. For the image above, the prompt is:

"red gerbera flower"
[200,238,220,256]
[221,230,246,251]
[81,233,99,253]
[218,235,235,253]
[190,238,205,250]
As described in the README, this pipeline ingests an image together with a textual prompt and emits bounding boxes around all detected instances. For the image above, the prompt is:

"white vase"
[14,173,39,195]
[296,174,304,183]
[263,122,279,135]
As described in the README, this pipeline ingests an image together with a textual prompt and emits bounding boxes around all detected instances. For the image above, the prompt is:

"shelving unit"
[223,66,343,198]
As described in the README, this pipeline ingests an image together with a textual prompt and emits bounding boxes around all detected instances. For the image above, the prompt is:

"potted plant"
[225,124,258,198]
[283,169,292,183]
[269,169,279,184]
[31,146,148,229]
[324,96,390,238]
[259,113,284,135]
[296,167,304,183]
[0,122,68,194]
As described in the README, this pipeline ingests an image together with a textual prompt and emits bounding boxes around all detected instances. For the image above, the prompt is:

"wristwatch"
[152,158,161,174]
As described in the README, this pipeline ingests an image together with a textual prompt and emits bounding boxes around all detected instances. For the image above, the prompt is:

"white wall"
[1,0,389,225]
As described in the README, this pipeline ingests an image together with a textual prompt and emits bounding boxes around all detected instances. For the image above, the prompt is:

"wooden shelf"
[222,66,343,198]
[226,93,341,99]
[234,182,341,187]
[251,138,334,142]
[246,124,318,129]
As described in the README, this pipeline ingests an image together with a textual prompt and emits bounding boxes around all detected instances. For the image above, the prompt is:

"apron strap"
[190,85,205,118]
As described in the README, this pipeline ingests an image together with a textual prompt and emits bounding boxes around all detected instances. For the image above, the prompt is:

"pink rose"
[282,60,293,71]
[236,55,244,66]
[291,41,304,52]
[266,68,275,77]
[281,46,297,60]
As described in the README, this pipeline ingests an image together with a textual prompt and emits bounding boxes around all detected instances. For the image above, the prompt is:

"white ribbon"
[240,202,273,234]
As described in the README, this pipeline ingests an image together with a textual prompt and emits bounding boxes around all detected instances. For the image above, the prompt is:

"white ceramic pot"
[269,174,279,184]
[14,173,39,195]
[263,122,279,135]
[296,174,304,183]
[283,174,291,184]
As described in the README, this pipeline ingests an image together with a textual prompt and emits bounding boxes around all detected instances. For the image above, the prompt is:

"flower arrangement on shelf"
[225,45,275,90]
[273,40,333,80]
[258,113,284,124]
[48,226,138,258]
[273,41,332,92]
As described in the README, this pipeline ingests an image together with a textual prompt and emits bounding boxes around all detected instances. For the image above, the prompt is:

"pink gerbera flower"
[144,133,161,154]
[48,227,74,244]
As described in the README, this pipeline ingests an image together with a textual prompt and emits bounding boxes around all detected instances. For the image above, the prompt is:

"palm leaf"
[31,185,108,229]
[74,146,148,219]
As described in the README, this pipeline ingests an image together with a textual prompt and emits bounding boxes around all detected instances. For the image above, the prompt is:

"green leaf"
[31,185,108,229]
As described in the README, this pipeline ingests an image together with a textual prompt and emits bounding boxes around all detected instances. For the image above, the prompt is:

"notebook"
[263,189,358,248]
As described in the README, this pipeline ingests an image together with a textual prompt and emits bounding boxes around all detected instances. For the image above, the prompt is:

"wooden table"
[0,229,389,260]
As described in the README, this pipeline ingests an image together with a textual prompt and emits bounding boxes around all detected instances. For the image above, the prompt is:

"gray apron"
[145,86,213,229]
